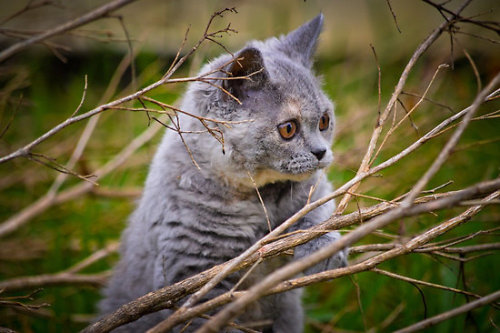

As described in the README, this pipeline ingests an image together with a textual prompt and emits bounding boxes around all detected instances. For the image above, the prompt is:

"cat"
[98,13,348,333]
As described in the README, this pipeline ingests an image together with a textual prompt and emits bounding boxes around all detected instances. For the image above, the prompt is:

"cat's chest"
[184,181,306,230]
[169,168,312,239]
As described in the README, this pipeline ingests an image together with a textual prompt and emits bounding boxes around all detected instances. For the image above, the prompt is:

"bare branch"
[421,0,500,34]
[0,242,117,292]
[47,51,133,197]
[0,7,240,166]
[247,171,272,232]
[371,63,449,164]
[0,272,109,292]
[198,179,500,332]
[335,14,454,214]
[0,0,63,26]
[0,288,50,312]
[402,71,499,204]
[0,116,165,238]
[86,180,500,332]
[65,242,119,274]
[70,75,88,118]
[394,289,500,333]
[371,268,487,301]
[269,190,500,296]
[385,0,402,33]
[370,44,382,124]
[0,0,138,63]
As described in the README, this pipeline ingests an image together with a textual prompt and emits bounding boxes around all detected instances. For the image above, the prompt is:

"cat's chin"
[224,168,316,190]
[254,168,314,186]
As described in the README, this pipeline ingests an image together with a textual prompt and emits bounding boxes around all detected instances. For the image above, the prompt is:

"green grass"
[1,29,499,333]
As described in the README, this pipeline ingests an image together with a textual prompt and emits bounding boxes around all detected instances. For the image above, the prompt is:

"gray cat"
[98,14,347,333]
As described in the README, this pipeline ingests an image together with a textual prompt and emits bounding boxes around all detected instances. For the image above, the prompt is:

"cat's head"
[190,14,334,187]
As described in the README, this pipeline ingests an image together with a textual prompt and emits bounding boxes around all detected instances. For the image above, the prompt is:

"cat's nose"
[312,148,326,161]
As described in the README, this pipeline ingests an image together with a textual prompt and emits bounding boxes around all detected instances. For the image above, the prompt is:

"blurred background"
[0,0,499,332]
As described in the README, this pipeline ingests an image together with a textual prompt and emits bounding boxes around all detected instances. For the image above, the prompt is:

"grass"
[1,4,499,332]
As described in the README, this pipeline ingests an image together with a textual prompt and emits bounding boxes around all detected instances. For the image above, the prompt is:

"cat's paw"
[294,231,348,275]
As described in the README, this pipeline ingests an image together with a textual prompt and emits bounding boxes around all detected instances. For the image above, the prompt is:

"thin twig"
[335,15,455,214]
[47,51,133,198]
[370,44,382,125]
[394,290,500,333]
[248,171,272,232]
[0,272,110,292]
[385,0,402,33]
[27,152,97,185]
[371,63,449,165]
[65,242,119,274]
[402,71,499,204]
[371,268,487,301]
[70,75,88,118]
[0,115,165,238]
[0,0,62,25]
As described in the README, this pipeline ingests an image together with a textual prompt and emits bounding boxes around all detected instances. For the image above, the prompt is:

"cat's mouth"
[250,158,330,187]
[223,155,331,189]
[279,154,332,175]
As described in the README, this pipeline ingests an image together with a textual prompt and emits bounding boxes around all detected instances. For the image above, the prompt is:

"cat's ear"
[223,47,268,100]
[281,13,324,67]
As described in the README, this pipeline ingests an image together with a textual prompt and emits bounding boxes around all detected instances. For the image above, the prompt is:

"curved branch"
[0,0,138,63]
[394,289,500,333]
[0,272,109,292]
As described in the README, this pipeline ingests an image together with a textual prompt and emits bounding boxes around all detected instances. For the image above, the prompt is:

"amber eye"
[319,112,330,131]
[278,121,297,140]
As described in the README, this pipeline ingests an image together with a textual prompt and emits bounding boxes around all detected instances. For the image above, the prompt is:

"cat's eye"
[278,121,297,140]
[319,112,330,131]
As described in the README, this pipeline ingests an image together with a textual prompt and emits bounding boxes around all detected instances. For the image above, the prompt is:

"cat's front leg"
[292,180,348,275]
[293,223,348,275]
